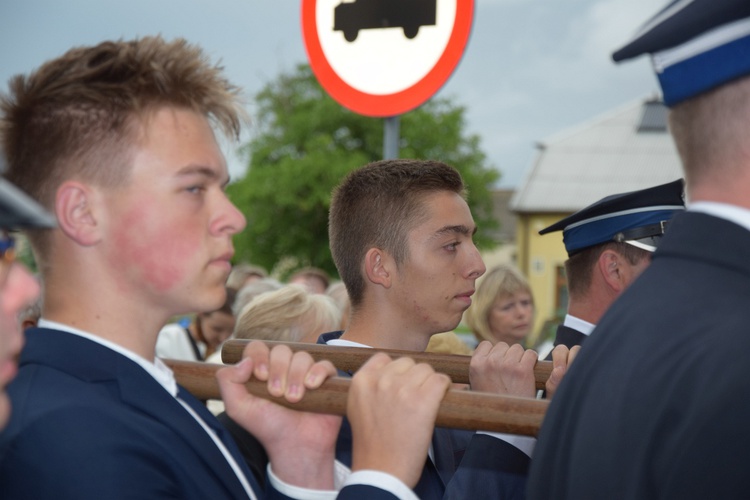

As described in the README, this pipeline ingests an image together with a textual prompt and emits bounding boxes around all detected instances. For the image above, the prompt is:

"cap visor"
[0,177,56,229]
[624,235,662,253]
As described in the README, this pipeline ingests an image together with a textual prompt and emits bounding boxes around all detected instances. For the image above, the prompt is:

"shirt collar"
[688,201,750,232]
[36,318,178,396]
[325,338,372,348]
[563,314,596,336]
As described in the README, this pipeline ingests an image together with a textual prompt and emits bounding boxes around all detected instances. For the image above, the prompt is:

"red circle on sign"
[301,0,474,117]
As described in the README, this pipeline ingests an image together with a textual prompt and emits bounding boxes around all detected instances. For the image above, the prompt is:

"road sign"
[302,0,474,117]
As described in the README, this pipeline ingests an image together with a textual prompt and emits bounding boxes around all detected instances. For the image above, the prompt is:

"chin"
[441,317,463,334]
[195,285,227,311]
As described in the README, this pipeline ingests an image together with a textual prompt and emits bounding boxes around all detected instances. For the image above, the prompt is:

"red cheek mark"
[111,199,202,293]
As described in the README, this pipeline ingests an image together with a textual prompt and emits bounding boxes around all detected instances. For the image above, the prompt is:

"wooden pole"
[165,359,548,436]
[221,339,554,391]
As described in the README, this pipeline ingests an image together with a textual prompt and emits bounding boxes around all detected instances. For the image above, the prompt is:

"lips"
[210,250,234,271]
[455,289,475,307]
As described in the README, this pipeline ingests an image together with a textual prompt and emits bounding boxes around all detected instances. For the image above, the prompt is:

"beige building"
[480,188,518,270]
[510,96,683,346]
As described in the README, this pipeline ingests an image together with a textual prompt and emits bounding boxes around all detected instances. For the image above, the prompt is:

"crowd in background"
[156,261,538,369]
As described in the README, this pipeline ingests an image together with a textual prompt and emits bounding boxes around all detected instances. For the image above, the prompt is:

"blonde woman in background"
[231,277,284,317]
[207,284,341,415]
[465,265,534,348]
[234,284,341,343]
[325,281,351,331]
[425,332,473,355]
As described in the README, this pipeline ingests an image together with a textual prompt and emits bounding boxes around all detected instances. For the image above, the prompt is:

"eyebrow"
[177,165,230,188]
[430,224,478,240]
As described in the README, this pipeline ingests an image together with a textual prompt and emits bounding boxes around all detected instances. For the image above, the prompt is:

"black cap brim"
[0,177,56,229]
[613,0,750,62]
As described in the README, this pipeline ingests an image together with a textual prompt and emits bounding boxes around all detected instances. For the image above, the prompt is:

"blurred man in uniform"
[539,179,684,353]
[529,2,750,498]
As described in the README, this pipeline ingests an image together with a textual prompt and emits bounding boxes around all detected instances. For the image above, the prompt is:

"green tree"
[228,64,499,278]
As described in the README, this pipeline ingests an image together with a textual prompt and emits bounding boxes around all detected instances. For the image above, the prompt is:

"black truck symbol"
[334,0,437,42]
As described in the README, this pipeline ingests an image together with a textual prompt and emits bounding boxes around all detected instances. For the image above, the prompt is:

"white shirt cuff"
[267,463,338,500]
[343,470,418,500]
[333,460,351,490]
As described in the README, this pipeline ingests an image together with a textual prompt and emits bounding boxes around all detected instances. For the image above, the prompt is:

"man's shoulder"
[0,398,211,500]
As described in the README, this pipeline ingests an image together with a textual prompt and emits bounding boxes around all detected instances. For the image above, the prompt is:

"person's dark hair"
[329,159,466,306]
[565,242,649,297]
[1,36,245,268]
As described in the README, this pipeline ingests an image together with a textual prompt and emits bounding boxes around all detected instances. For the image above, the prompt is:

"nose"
[517,302,533,319]
[212,192,247,236]
[3,265,40,315]
[1,265,40,342]
[466,243,486,279]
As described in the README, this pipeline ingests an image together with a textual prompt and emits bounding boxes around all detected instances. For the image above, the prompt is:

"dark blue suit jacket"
[318,331,472,498]
[0,328,398,500]
[543,324,587,361]
[318,331,530,499]
[528,212,750,499]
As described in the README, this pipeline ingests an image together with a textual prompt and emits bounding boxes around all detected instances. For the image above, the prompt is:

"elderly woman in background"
[206,284,341,415]
[464,264,535,348]
[234,284,341,344]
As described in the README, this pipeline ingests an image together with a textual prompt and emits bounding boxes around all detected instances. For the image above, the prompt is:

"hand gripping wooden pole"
[221,339,554,391]
[164,359,548,436]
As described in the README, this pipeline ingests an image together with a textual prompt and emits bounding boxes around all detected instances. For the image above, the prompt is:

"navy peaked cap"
[539,179,685,256]
[0,155,56,230]
[613,0,750,107]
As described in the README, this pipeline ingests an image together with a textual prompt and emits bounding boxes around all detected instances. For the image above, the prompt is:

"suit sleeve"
[442,433,531,499]
[0,407,185,499]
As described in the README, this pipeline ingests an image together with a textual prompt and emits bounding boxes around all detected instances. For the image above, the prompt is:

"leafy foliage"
[227,64,499,277]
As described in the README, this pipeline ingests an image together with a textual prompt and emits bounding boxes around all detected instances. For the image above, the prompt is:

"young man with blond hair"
[0,37,451,500]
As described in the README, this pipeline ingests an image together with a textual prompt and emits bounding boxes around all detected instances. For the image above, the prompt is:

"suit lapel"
[431,427,457,487]
[116,356,258,499]
[23,328,259,500]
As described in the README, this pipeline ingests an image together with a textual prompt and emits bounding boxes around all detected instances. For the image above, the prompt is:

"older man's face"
[0,241,40,428]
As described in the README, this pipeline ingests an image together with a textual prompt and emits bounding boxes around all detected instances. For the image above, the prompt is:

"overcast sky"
[0,0,661,188]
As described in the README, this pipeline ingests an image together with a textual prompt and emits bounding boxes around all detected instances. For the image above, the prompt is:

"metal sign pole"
[383,115,400,160]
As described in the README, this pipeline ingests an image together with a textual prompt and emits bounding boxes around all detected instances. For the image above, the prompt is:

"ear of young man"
[55,181,103,247]
[364,247,394,289]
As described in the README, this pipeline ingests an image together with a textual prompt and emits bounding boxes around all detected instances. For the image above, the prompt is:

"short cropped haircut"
[464,265,533,344]
[565,242,650,298]
[329,159,466,307]
[668,75,750,189]
[1,36,245,264]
